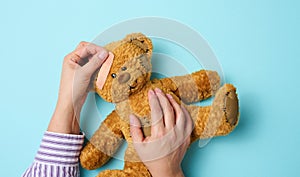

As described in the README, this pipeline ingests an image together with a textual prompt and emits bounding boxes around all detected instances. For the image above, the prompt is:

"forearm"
[48,99,80,134]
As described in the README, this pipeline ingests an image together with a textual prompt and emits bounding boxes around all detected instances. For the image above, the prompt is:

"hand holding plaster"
[48,42,108,134]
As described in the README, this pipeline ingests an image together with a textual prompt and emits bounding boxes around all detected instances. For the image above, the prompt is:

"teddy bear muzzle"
[118,72,131,84]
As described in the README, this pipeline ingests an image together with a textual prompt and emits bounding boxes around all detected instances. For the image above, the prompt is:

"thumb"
[82,50,108,77]
[130,114,144,143]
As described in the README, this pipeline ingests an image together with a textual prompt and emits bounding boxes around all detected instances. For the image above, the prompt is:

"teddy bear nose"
[118,72,131,84]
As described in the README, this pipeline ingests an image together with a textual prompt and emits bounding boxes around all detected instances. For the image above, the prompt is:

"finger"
[81,50,109,77]
[75,41,89,50]
[74,43,105,59]
[154,88,175,130]
[148,89,164,136]
[166,93,183,125]
[65,42,90,64]
[64,52,82,65]
[130,114,144,143]
[181,106,193,133]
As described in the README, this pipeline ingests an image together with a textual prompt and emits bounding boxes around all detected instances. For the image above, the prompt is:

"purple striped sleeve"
[22,131,84,177]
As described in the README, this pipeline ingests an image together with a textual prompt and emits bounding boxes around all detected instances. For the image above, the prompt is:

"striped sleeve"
[22,131,84,177]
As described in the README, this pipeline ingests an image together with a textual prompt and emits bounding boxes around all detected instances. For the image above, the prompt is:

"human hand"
[130,88,193,177]
[48,42,108,134]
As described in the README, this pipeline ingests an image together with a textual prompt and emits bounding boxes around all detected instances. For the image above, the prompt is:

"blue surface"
[1,0,300,177]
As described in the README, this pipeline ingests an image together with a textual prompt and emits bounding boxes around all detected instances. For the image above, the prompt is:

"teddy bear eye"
[111,73,117,78]
[121,67,127,71]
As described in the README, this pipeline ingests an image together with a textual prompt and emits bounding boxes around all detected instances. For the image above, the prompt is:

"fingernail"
[130,115,140,127]
[98,50,108,60]
[129,114,135,124]
[154,88,162,93]
[166,94,173,99]
[148,89,155,95]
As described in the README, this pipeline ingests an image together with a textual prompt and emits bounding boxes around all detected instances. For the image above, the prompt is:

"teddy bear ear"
[124,33,153,54]
[137,53,152,72]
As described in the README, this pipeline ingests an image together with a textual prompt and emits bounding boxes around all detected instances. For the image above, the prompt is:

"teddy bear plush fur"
[79,33,239,177]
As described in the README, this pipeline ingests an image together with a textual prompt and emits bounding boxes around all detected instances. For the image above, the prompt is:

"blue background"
[1,0,299,177]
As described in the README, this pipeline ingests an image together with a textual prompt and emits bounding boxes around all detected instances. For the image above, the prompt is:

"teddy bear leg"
[124,161,151,177]
[80,111,124,170]
[96,169,127,177]
[96,162,151,177]
[185,84,239,143]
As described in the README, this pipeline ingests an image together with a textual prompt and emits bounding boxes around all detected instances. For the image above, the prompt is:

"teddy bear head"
[94,33,153,103]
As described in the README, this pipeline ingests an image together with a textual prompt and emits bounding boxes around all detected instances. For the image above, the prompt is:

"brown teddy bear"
[79,33,239,177]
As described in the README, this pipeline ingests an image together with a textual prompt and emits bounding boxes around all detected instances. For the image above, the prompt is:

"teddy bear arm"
[80,111,124,170]
[159,70,220,103]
